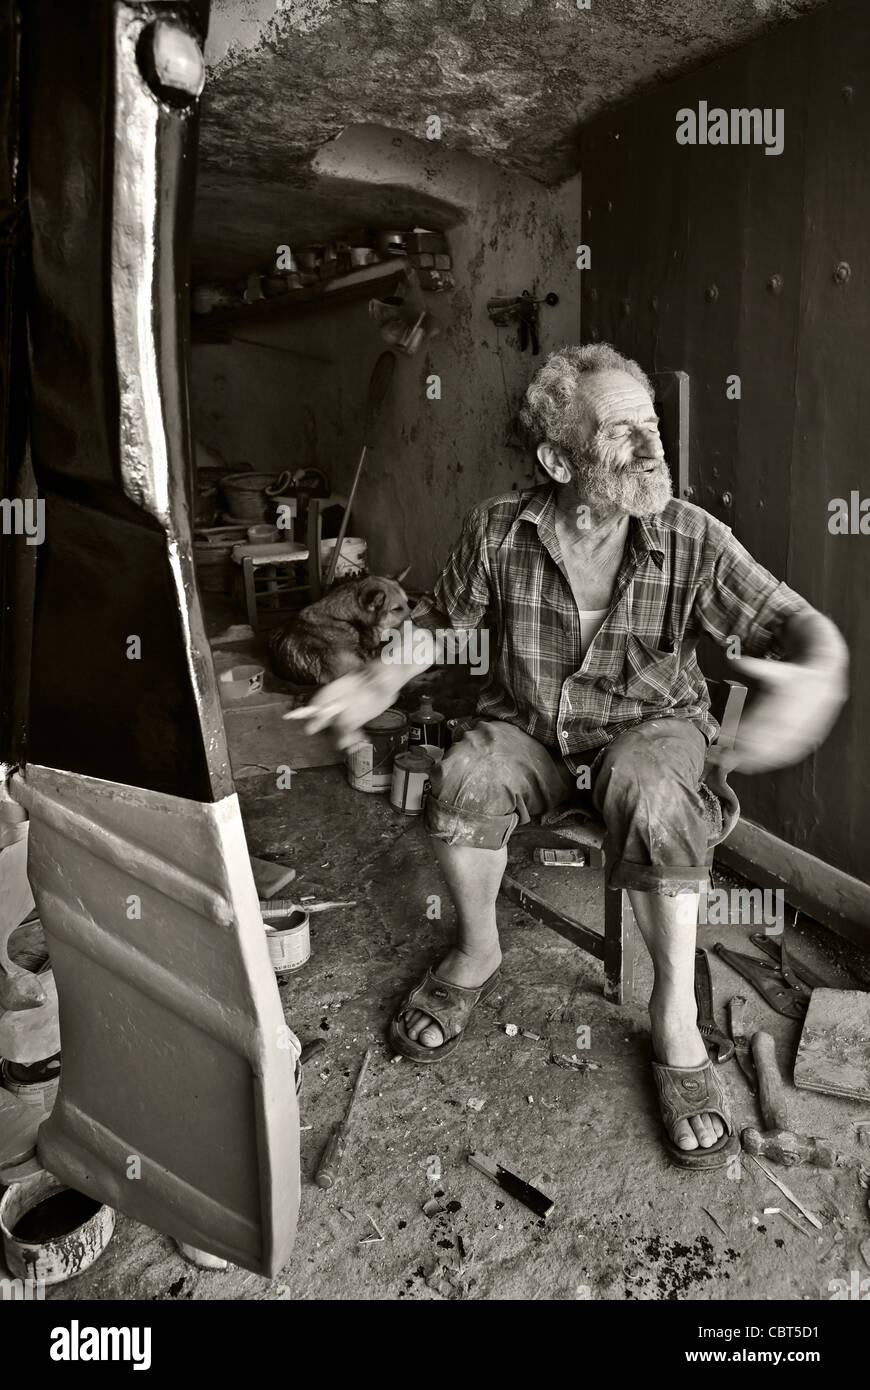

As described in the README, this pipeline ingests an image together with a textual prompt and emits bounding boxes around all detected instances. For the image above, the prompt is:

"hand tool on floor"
[323,351,396,590]
[467,1151,555,1219]
[694,948,734,1062]
[726,995,758,1094]
[314,1047,372,1190]
[748,933,828,992]
[741,1030,839,1168]
[746,1153,823,1230]
[712,941,809,1019]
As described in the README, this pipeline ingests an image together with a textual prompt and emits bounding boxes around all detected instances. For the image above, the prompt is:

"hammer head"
[742,1126,837,1169]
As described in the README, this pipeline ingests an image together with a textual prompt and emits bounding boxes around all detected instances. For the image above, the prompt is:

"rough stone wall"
[191,130,581,585]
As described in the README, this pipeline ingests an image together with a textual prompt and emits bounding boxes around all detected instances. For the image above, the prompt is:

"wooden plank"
[717,816,870,953]
[501,873,604,961]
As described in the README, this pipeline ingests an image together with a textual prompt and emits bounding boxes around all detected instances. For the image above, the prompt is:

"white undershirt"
[578,608,609,660]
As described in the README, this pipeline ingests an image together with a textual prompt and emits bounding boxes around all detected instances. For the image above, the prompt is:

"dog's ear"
[358,578,388,614]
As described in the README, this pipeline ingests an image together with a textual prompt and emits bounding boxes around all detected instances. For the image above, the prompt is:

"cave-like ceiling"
[193,0,830,279]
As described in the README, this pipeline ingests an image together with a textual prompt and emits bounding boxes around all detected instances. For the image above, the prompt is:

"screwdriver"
[314,1047,372,1190]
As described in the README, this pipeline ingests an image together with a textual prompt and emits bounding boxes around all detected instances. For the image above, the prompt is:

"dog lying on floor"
[269,575,411,685]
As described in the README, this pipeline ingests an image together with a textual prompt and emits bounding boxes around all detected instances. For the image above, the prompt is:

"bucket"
[263,908,310,978]
[320,536,368,578]
[345,708,409,792]
[221,472,281,522]
[0,1169,115,1286]
[1,1055,61,1116]
[390,748,436,815]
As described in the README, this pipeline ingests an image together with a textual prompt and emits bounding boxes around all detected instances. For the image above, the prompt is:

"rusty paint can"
[390,748,436,815]
[264,908,310,977]
[345,708,409,793]
[0,1168,115,1286]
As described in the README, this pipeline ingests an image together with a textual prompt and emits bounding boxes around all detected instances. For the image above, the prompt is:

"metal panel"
[13,764,299,1276]
[11,0,301,1273]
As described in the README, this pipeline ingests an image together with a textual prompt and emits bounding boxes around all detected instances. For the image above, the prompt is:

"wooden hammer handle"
[750,1030,790,1133]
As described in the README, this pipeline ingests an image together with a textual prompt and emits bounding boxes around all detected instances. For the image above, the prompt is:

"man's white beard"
[571,448,673,518]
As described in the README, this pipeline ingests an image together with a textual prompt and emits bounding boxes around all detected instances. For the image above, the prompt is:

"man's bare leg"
[402,841,505,1048]
[627,888,725,1152]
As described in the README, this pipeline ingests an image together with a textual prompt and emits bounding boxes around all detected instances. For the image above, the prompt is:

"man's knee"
[594,725,706,836]
[430,734,516,817]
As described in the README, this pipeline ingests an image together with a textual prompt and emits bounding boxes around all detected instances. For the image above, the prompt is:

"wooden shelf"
[192,259,410,338]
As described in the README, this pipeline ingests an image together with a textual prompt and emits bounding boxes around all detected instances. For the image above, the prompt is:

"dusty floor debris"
[10,763,870,1302]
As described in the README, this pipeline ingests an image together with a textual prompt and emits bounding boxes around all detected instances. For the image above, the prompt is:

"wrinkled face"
[564,370,672,517]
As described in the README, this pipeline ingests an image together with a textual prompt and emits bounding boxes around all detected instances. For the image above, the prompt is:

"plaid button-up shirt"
[411,485,810,772]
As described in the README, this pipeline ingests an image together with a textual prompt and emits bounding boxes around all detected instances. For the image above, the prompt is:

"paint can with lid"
[390,747,437,815]
[346,708,409,793]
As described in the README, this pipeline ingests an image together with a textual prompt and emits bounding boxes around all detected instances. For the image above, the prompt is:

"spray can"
[408,694,444,751]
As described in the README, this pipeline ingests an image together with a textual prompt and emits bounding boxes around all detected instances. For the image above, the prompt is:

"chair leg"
[602,886,638,1005]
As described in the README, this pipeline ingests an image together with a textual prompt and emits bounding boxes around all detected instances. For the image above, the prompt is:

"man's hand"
[713,654,848,775]
[283,663,405,750]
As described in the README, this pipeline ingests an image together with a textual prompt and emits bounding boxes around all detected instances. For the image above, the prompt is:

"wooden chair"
[499,679,747,1005]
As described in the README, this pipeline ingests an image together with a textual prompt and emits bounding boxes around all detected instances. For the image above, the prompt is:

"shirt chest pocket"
[603,633,680,704]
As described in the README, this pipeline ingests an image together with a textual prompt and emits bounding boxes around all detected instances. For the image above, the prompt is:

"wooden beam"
[717,818,870,955]
[501,874,604,960]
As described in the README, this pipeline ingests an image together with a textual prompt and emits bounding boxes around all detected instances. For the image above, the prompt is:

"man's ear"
[537,442,573,485]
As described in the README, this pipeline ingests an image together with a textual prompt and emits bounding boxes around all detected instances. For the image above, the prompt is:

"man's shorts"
[423,717,740,896]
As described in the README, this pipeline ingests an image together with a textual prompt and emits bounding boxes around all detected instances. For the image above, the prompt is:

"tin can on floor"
[263,908,310,976]
[346,708,409,793]
[390,748,436,815]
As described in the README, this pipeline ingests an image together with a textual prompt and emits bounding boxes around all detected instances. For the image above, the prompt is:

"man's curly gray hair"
[519,343,654,448]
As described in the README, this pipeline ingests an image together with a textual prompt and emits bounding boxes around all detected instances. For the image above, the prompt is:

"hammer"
[741,1031,838,1168]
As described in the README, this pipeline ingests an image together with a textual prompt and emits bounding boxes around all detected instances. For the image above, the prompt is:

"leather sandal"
[651,1058,741,1170]
[388,965,502,1064]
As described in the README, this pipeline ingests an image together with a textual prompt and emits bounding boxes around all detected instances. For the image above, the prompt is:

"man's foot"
[650,1014,725,1151]
[403,945,502,1048]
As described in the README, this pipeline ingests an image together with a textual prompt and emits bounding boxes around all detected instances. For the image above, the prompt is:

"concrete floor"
[31,750,870,1303]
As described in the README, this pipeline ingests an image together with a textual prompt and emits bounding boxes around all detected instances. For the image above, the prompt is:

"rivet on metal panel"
[833,262,851,285]
[767,274,784,294]
[705,284,719,302]
[137,21,206,104]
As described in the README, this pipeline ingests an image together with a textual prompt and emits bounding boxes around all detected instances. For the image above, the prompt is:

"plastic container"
[345,708,409,792]
[218,664,264,703]
[390,748,436,815]
[320,536,368,579]
[409,694,445,750]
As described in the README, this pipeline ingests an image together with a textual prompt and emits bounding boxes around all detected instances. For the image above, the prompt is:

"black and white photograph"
[0,0,869,1358]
